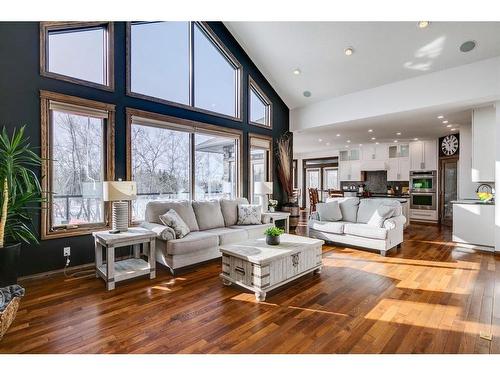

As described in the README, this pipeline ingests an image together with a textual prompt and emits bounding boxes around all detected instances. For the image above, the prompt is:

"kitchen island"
[452,199,495,251]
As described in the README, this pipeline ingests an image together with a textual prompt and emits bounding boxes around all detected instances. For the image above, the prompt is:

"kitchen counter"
[451,199,494,205]
[452,201,495,250]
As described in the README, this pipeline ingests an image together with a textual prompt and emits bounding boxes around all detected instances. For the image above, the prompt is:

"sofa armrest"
[309,211,320,221]
[140,222,176,241]
[383,215,406,230]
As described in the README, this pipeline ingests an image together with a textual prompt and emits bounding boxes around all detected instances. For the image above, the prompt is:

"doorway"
[439,157,458,226]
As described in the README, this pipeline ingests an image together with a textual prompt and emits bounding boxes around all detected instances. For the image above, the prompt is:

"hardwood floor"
[1,216,500,354]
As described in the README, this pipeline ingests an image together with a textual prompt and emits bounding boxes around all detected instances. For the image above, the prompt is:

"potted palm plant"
[0,126,42,287]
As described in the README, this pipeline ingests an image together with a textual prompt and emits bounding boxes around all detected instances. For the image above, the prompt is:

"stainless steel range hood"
[361,161,388,171]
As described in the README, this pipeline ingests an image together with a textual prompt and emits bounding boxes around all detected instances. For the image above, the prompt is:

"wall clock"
[440,134,459,157]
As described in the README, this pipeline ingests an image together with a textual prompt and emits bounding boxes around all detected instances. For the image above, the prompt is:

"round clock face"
[441,134,459,156]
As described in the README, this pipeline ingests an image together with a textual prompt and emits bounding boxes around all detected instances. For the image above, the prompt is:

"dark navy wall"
[0,22,289,276]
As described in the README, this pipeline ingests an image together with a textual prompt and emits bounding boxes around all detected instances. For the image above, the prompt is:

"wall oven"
[410,192,436,210]
[410,170,437,193]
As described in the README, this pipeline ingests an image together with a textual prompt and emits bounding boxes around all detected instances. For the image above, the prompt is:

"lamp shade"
[102,181,137,202]
[254,181,273,195]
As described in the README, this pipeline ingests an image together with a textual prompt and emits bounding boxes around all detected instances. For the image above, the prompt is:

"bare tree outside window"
[51,111,105,226]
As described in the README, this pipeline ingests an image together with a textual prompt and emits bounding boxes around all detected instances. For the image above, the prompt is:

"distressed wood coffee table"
[219,234,324,301]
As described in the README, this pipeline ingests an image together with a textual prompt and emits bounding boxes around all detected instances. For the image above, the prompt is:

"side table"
[261,211,291,233]
[93,227,157,290]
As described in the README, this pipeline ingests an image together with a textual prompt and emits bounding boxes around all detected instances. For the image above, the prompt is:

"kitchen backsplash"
[340,171,409,193]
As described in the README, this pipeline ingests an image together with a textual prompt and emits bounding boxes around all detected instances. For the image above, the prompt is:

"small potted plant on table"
[268,199,278,212]
[264,226,284,246]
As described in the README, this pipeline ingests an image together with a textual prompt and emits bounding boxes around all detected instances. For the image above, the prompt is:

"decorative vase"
[0,243,21,287]
[266,234,280,246]
[269,207,275,212]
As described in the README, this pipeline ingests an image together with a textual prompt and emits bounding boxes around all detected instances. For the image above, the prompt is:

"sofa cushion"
[344,223,388,240]
[237,204,262,225]
[229,223,273,239]
[204,227,248,246]
[166,231,219,255]
[159,209,191,239]
[326,197,359,222]
[145,200,199,231]
[367,205,395,228]
[308,220,345,234]
[140,221,175,241]
[316,201,342,222]
[357,199,401,224]
[192,200,225,230]
[220,197,249,226]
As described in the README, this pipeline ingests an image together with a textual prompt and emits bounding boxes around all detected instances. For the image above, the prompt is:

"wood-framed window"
[40,22,114,91]
[248,76,272,128]
[249,133,273,203]
[40,91,115,239]
[126,108,243,223]
[127,22,243,121]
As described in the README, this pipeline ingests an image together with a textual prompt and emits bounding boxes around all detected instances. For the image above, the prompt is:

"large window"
[249,77,272,128]
[41,91,115,239]
[249,135,272,204]
[40,22,114,90]
[127,110,242,222]
[128,22,242,120]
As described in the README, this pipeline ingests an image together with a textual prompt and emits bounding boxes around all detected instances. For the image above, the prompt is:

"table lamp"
[103,180,137,233]
[254,181,273,213]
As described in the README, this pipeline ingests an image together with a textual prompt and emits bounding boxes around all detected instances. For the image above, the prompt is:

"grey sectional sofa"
[308,197,406,256]
[141,198,273,273]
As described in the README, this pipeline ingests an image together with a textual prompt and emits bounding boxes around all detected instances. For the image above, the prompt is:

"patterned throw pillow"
[159,209,191,239]
[237,204,262,225]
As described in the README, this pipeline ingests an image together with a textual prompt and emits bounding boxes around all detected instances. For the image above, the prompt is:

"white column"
[495,101,500,252]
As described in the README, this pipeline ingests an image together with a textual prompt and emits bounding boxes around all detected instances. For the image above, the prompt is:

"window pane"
[131,123,190,221]
[250,148,268,203]
[131,22,190,105]
[48,27,106,84]
[250,87,267,125]
[195,133,237,200]
[51,111,105,226]
[194,24,237,117]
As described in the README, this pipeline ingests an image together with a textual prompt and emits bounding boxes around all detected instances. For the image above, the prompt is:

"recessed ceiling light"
[451,128,456,131]
[347,140,351,143]
[460,40,476,53]
[442,120,449,124]
[396,132,401,136]
[375,142,380,145]
[414,138,419,141]
[371,137,376,140]
[326,142,330,146]
[437,115,444,119]
[394,140,398,143]
[303,90,312,98]
[368,129,373,133]
[344,47,354,56]
[318,138,323,142]
[346,145,350,148]
[417,21,430,29]
[336,133,341,137]
[446,124,452,128]
[293,68,301,75]
[359,144,363,147]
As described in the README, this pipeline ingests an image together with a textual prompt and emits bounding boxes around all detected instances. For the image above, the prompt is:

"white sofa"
[308,197,406,256]
[141,198,273,274]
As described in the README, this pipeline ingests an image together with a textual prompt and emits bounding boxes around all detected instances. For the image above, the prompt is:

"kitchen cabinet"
[452,202,494,249]
[339,160,363,182]
[387,156,409,181]
[472,106,495,182]
[362,144,388,161]
[388,144,409,159]
[409,140,437,171]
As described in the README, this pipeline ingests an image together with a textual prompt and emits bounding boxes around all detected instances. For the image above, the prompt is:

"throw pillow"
[159,209,191,239]
[140,221,176,241]
[316,201,343,222]
[237,204,262,225]
[367,206,395,228]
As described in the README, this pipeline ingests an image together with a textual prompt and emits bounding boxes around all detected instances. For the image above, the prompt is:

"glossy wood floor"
[1,215,500,354]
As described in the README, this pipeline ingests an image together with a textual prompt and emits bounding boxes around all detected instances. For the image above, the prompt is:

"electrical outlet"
[63,247,71,257]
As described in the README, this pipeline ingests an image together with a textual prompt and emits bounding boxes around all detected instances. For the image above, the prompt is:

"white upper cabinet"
[387,156,409,181]
[388,144,409,158]
[472,106,495,182]
[410,140,437,171]
[339,148,363,181]
[362,144,388,161]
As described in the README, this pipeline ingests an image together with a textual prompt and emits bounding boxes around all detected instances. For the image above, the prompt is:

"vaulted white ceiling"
[225,21,500,109]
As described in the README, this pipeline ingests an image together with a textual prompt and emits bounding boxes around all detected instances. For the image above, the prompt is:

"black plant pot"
[0,243,21,287]
[266,235,280,246]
